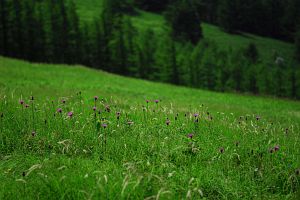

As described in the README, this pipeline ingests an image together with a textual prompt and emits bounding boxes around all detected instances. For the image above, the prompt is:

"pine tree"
[138,28,157,79]
[66,0,81,64]
[217,0,239,33]
[0,0,9,55]
[164,0,203,44]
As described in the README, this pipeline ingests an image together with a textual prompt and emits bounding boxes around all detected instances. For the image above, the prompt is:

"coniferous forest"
[1,0,300,98]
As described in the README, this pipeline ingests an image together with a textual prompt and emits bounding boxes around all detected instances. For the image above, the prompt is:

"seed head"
[19,100,24,105]
[32,131,36,137]
[25,104,30,108]
[166,119,170,126]
[93,106,97,111]
[219,147,225,154]
[296,169,300,176]
[94,96,99,101]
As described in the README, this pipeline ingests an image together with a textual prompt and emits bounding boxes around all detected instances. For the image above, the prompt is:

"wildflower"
[166,118,170,126]
[146,100,150,103]
[235,141,240,147]
[274,145,280,152]
[19,100,24,105]
[94,96,99,101]
[105,106,110,112]
[62,99,66,104]
[187,133,193,139]
[194,118,199,123]
[25,104,30,108]
[219,147,225,154]
[57,108,62,113]
[68,112,73,118]
[93,106,97,111]
[98,110,101,115]
[32,131,36,137]
[102,124,108,128]
[194,113,199,118]
[256,116,261,121]
[154,100,159,104]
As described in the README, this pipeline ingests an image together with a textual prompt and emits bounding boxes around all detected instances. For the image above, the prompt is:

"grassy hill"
[1,57,300,199]
[74,0,295,62]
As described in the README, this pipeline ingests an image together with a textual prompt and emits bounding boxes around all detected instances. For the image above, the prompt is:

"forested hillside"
[0,0,300,99]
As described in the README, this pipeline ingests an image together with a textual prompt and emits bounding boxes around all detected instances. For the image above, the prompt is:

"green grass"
[1,57,300,199]
[73,0,295,62]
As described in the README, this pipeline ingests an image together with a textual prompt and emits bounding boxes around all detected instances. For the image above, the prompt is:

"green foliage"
[164,0,203,44]
[0,57,300,199]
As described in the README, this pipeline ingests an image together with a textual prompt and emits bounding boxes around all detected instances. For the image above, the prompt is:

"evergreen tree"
[138,28,157,79]
[217,0,239,33]
[164,0,203,44]
[0,0,10,55]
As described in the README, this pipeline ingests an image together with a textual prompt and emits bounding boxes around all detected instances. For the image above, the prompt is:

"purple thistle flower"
[57,108,62,113]
[274,145,280,152]
[62,99,66,104]
[154,100,159,104]
[194,113,199,118]
[116,112,121,116]
[219,147,225,154]
[94,96,99,101]
[187,133,194,139]
[19,100,24,105]
[102,123,108,128]
[67,112,73,118]
[93,106,97,111]
[146,100,150,103]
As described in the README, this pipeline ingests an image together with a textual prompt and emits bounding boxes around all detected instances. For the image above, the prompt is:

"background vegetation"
[1,0,300,98]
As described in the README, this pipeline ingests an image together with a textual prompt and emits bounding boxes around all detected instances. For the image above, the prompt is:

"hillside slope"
[0,57,299,123]
[74,0,295,61]
[1,57,300,199]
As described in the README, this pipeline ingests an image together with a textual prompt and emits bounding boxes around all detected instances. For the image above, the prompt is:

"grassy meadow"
[0,57,300,199]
